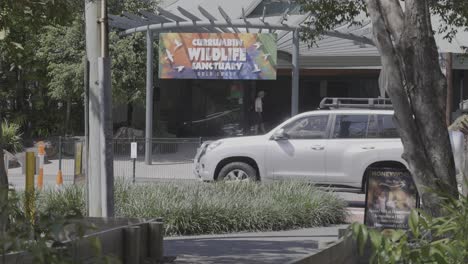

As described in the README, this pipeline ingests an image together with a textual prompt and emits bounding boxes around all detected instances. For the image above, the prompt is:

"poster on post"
[159,33,277,80]
[364,168,419,229]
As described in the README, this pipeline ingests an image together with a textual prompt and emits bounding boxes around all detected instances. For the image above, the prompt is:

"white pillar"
[145,30,154,165]
[85,0,102,217]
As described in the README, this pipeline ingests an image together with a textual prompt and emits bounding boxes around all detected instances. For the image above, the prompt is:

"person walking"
[254,91,266,134]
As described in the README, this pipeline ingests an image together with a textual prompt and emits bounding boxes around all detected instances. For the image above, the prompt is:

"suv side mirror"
[272,129,289,141]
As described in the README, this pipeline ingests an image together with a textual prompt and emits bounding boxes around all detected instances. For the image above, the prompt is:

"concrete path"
[164,225,348,264]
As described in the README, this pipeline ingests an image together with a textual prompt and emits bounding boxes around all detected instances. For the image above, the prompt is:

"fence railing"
[7,137,213,185]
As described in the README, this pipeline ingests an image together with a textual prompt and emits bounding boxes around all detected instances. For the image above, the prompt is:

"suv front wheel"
[217,162,257,182]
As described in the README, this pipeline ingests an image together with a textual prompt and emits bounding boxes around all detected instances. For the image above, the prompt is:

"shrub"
[0,120,23,153]
[352,192,468,264]
[37,184,86,216]
[39,180,348,236]
[0,188,99,263]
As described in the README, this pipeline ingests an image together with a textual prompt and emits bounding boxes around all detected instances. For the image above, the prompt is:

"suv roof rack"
[319,97,393,110]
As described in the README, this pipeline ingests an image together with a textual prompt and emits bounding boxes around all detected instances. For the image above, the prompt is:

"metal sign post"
[131,142,137,183]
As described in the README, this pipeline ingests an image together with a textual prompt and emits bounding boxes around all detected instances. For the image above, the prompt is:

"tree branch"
[379,0,405,42]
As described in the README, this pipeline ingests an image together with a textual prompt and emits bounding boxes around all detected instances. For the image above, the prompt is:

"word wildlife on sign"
[159,33,277,80]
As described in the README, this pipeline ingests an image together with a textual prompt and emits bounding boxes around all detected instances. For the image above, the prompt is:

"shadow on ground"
[165,237,321,264]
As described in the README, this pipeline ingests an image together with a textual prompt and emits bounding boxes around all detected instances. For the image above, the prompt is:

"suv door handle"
[311,146,325,150]
[361,146,375,150]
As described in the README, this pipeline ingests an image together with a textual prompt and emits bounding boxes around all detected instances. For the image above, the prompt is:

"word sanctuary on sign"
[192,62,244,70]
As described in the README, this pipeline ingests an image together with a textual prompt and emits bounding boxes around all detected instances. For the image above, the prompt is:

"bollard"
[56,136,63,188]
[124,226,141,264]
[149,219,164,262]
[37,142,45,190]
[25,152,36,222]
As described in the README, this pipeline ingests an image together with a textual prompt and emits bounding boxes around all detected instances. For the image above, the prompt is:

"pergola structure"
[109,5,374,165]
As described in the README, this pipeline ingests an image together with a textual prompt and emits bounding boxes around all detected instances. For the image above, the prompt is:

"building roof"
[110,0,468,69]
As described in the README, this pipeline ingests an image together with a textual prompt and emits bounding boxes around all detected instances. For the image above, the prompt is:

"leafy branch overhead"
[298,0,468,48]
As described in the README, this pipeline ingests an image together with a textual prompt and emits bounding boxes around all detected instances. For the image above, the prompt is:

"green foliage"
[110,32,150,106]
[37,19,85,101]
[352,192,468,264]
[40,180,348,236]
[0,188,88,263]
[0,120,23,153]
[37,185,87,217]
[298,0,468,48]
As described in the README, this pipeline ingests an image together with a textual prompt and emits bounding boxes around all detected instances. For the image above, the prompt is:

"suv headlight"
[206,140,223,152]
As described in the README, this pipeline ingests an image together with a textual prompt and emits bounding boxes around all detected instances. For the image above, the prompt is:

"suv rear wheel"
[217,162,257,182]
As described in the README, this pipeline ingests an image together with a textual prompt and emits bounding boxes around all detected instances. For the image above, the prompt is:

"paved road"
[165,225,348,264]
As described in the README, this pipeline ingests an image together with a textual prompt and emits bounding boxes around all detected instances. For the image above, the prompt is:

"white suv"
[194,107,410,190]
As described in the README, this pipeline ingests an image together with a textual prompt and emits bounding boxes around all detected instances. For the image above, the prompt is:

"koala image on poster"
[364,167,420,230]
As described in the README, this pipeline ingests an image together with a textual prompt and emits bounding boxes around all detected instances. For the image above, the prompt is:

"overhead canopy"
[109,1,468,69]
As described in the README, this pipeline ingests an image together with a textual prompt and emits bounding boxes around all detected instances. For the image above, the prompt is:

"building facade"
[112,0,468,138]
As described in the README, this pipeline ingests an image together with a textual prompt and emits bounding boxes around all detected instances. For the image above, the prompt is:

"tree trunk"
[65,96,72,135]
[127,103,133,127]
[0,116,9,238]
[366,0,458,216]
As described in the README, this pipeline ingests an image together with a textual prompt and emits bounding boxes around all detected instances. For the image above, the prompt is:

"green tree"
[297,0,468,216]
[37,18,85,135]
[0,0,81,243]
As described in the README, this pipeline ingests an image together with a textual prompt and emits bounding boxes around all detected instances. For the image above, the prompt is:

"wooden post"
[37,142,45,190]
[124,226,141,264]
[25,152,35,222]
[149,220,164,262]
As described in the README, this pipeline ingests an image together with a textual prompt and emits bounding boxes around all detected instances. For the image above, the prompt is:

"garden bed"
[37,180,348,236]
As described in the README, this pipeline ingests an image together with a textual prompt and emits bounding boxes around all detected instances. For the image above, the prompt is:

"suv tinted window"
[333,115,369,139]
[282,115,329,139]
[378,115,399,138]
[367,115,379,138]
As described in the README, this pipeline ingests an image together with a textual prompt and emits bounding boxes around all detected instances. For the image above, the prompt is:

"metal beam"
[120,20,297,36]
[145,30,154,165]
[108,14,142,27]
[291,29,299,116]
[122,12,146,23]
[242,8,249,33]
[198,6,217,21]
[177,6,202,22]
[139,10,172,24]
[279,8,290,25]
[218,6,240,33]
[259,6,267,33]
[109,21,132,30]
[325,30,375,46]
[157,7,186,22]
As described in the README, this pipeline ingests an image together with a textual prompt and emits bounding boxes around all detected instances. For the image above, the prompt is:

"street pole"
[145,30,154,165]
[85,0,102,217]
[98,0,114,217]
[291,29,299,116]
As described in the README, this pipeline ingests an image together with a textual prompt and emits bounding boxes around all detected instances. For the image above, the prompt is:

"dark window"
[282,115,329,139]
[378,115,399,138]
[367,115,379,138]
[333,115,369,139]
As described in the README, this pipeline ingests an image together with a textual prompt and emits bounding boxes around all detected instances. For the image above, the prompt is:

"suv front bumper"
[193,142,214,181]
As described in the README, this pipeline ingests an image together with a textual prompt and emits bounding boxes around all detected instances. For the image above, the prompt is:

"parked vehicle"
[193,98,458,191]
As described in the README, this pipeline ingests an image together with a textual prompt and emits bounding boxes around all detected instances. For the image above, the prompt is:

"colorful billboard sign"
[159,33,277,80]
[364,168,419,229]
